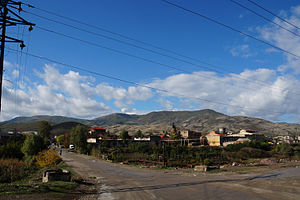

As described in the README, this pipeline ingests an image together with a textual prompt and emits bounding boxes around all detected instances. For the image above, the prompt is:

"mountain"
[50,122,87,136]
[1,109,300,136]
[7,115,87,124]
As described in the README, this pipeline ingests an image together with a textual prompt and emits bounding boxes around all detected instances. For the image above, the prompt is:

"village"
[84,125,300,147]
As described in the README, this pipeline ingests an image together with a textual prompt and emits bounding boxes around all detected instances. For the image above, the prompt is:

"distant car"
[69,144,74,150]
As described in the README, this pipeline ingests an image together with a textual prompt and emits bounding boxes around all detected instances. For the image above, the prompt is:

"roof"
[156,134,168,139]
[90,126,106,131]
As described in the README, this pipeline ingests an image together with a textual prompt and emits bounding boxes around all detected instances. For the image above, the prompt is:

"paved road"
[62,151,300,200]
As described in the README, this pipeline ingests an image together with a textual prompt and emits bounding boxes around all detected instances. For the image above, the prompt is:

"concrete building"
[206,131,225,146]
[180,130,202,139]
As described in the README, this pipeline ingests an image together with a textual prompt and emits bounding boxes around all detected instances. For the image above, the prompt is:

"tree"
[21,134,46,158]
[134,130,143,138]
[56,135,65,146]
[120,130,129,142]
[64,132,70,147]
[0,141,24,160]
[170,130,181,140]
[70,125,87,153]
[38,121,52,145]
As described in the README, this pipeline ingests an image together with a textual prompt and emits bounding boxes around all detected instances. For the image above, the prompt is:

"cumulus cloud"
[148,69,300,121]
[0,65,154,121]
[257,5,300,74]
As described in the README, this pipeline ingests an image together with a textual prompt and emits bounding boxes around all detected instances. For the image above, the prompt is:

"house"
[180,130,201,139]
[88,126,107,138]
[133,135,162,144]
[206,131,226,146]
[89,126,106,135]
[223,137,251,146]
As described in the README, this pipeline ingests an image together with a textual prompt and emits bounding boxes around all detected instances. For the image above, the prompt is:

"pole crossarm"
[0,0,35,112]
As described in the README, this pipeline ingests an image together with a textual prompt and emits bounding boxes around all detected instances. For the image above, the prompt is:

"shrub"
[0,141,24,160]
[70,125,88,153]
[91,147,100,158]
[0,159,28,183]
[22,134,46,158]
[203,158,212,166]
[273,142,293,157]
[237,147,269,159]
[35,149,62,167]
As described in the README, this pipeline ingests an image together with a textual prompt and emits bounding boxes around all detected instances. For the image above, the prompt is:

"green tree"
[120,130,129,142]
[64,132,70,147]
[38,121,52,145]
[134,130,144,138]
[0,141,24,160]
[56,135,65,146]
[70,125,87,153]
[21,134,46,158]
[170,130,181,140]
[274,142,293,157]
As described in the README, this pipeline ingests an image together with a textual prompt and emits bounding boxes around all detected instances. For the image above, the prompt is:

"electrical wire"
[246,0,300,31]
[6,47,290,116]
[22,5,300,97]
[35,25,300,101]
[161,0,300,59]
[230,0,300,38]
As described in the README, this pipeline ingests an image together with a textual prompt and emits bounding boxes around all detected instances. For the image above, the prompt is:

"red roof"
[156,134,168,139]
[90,126,106,131]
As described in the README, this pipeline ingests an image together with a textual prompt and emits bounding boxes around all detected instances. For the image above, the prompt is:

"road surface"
[61,151,300,200]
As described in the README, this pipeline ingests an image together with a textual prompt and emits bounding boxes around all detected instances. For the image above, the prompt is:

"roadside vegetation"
[85,138,300,168]
[0,121,79,196]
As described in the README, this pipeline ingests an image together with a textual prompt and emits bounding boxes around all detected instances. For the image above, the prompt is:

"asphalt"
[61,150,300,200]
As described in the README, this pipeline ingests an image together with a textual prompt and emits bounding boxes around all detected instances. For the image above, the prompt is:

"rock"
[194,165,207,172]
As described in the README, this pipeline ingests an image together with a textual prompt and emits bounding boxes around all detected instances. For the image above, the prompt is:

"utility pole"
[0,0,35,112]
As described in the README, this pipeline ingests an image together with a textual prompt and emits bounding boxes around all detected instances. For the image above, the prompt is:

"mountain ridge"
[1,109,300,136]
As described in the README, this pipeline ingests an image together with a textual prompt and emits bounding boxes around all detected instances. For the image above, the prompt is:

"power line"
[230,0,300,38]
[6,47,289,116]
[22,5,300,98]
[246,0,300,31]
[161,0,300,59]
[35,25,300,100]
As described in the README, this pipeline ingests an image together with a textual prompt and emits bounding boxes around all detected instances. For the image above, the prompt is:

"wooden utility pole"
[0,0,35,112]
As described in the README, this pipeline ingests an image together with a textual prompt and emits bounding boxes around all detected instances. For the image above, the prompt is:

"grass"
[0,161,81,195]
[0,181,78,195]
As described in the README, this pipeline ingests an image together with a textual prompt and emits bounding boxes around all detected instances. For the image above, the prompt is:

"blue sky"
[2,0,300,123]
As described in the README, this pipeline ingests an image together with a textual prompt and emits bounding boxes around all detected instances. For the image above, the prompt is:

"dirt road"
[62,151,300,200]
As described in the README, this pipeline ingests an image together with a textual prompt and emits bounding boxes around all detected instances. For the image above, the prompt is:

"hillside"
[7,115,87,124]
[1,109,300,136]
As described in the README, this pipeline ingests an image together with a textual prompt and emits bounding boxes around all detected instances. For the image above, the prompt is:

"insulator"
[18,5,22,12]
[20,43,25,50]
[28,25,33,31]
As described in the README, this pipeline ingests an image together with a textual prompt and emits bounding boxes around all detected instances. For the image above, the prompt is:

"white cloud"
[0,65,154,121]
[148,69,300,121]
[230,44,254,58]
[257,5,300,74]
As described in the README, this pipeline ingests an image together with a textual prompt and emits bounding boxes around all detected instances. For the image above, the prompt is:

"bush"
[0,141,24,160]
[91,147,100,158]
[70,125,88,154]
[22,134,46,158]
[237,147,269,159]
[203,158,212,166]
[273,142,293,157]
[0,159,29,183]
[35,149,62,167]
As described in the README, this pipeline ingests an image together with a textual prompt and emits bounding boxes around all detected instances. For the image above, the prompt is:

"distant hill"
[50,122,87,136]
[1,109,300,136]
[7,115,87,124]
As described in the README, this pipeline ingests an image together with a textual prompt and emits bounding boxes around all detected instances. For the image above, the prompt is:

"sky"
[2,0,300,123]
